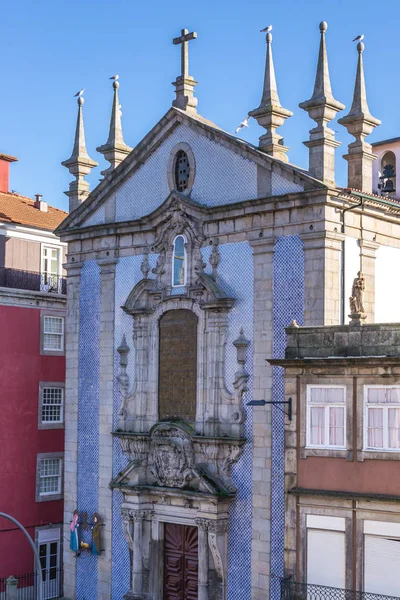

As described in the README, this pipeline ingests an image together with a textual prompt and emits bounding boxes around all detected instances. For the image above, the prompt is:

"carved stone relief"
[149,423,195,488]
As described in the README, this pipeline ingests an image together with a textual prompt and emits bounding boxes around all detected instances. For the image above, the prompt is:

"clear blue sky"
[1,0,398,212]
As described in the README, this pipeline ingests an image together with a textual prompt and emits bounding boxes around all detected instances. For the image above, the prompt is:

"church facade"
[57,23,400,600]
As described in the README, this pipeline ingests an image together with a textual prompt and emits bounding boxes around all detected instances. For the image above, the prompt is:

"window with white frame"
[306,386,346,448]
[364,386,400,451]
[42,246,60,277]
[41,387,64,424]
[39,458,62,496]
[43,316,64,351]
[172,235,186,287]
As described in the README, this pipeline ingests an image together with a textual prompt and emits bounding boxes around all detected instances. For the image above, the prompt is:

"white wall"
[375,245,400,323]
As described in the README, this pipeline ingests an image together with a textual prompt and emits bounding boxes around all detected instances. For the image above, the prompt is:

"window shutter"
[365,535,400,596]
[307,529,345,588]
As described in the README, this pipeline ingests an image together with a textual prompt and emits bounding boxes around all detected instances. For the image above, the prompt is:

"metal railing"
[0,568,63,600]
[0,268,66,295]
[280,579,400,600]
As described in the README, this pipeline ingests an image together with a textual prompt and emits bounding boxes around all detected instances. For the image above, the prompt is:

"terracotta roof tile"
[0,192,67,231]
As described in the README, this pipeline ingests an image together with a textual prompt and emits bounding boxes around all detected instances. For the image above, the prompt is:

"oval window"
[173,235,186,286]
[174,150,190,192]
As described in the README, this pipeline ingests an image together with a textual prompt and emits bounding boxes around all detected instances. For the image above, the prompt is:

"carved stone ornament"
[149,423,195,488]
[349,270,367,326]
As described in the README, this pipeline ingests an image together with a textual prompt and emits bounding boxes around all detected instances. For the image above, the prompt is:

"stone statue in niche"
[149,423,195,488]
[349,271,367,325]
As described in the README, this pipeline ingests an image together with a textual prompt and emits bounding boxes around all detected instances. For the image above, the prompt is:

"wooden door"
[164,523,198,600]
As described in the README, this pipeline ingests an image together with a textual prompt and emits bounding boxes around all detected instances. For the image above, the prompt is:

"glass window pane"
[329,407,344,446]
[326,388,345,403]
[388,408,400,448]
[309,388,326,403]
[367,388,386,404]
[310,407,325,445]
[387,388,400,403]
[368,408,384,448]
[173,236,185,286]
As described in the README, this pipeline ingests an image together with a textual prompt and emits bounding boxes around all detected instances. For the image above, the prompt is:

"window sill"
[358,449,400,461]
[301,447,349,459]
[38,421,64,430]
[35,492,63,503]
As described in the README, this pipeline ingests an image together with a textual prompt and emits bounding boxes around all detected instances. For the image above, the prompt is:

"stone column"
[131,511,145,597]
[196,520,210,600]
[63,261,82,600]
[96,256,118,600]
[359,239,379,322]
[301,230,343,326]
[250,238,274,600]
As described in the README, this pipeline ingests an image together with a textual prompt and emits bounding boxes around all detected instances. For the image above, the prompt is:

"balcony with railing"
[280,579,400,600]
[0,268,66,295]
[0,567,63,599]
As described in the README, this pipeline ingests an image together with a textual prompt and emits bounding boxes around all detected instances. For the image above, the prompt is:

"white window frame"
[41,314,65,355]
[306,385,347,450]
[363,385,400,452]
[38,383,65,429]
[36,453,63,502]
[41,245,61,277]
[172,234,187,288]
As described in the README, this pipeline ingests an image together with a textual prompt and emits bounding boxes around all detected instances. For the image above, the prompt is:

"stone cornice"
[0,287,66,309]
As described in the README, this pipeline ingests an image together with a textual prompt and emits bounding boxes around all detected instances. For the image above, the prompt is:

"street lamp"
[247,397,293,421]
[0,512,43,600]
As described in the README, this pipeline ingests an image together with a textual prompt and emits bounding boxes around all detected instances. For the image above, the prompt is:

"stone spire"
[172,29,198,114]
[249,30,292,162]
[299,22,345,186]
[62,95,97,213]
[97,79,132,177]
[338,41,381,193]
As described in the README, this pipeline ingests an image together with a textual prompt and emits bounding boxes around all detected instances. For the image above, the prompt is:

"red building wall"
[0,304,65,577]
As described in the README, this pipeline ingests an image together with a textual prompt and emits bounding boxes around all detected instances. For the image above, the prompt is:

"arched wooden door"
[164,523,198,600]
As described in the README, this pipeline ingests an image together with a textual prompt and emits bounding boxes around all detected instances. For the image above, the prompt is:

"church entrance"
[163,523,198,600]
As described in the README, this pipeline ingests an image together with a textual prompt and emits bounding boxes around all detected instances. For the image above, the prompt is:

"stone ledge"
[0,286,66,308]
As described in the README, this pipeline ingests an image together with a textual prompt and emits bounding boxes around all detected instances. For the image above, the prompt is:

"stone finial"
[249,30,293,162]
[299,22,345,186]
[338,41,381,193]
[97,79,132,177]
[172,29,198,113]
[62,95,98,213]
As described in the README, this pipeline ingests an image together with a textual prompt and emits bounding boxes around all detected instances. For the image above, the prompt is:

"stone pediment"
[111,422,245,497]
[56,106,324,235]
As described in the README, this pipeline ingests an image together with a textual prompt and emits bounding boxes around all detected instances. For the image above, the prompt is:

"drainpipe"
[340,193,364,324]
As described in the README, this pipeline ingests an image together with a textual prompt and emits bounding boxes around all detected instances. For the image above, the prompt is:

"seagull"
[109,74,119,81]
[235,117,250,134]
[353,34,364,42]
[74,88,84,97]
[260,24,272,33]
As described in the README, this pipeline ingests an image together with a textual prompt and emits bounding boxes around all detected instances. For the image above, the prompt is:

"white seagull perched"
[109,74,119,81]
[235,117,250,134]
[260,24,272,33]
[74,88,84,98]
[353,34,364,42]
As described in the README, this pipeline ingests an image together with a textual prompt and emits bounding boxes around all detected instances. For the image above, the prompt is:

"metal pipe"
[0,512,43,600]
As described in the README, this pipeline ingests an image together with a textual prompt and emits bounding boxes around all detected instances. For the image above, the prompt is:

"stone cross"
[173,29,197,79]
